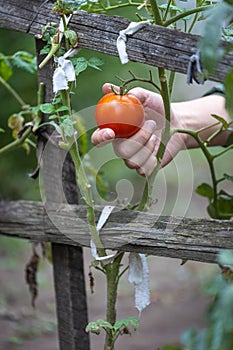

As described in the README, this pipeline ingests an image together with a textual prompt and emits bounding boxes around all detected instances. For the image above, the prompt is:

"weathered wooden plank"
[36,39,90,350]
[0,200,232,264]
[0,0,232,82]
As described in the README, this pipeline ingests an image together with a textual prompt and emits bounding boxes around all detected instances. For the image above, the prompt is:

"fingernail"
[103,130,114,140]
[145,120,156,132]
[150,134,157,143]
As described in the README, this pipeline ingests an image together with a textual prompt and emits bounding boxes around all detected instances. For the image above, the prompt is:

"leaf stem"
[162,0,172,22]
[102,0,142,11]
[0,126,32,156]
[174,128,219,209]
[212,144,233,159]
[164,5,212,27]
[0,75,26,107]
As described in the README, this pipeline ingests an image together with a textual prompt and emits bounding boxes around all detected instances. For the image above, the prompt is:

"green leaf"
[11,51,36,74]
[224,173,233,182]
[61,118,76,137]
[74,57,88,76]
[0,128,5,133]
[39,103,55,114]
[208,190,233,219]
[96,320,113,329]
[40,45,51,55]
[222,23,233,42]
[224,68,233,119]
[217,193,233,219]
[88,57,104,70]
[64,29,78,46]
[211,114,229,129]
[0,56,12,81]
[56,105,69,113]
[47,121,62,135]
[48,114,59,120]
[225,129,233,146]
[195,183,214,199]
[198,2,232,74]
[85,322,101,335]
[85,319,112,335]
[114,317,139,331]
[219,250,233,267]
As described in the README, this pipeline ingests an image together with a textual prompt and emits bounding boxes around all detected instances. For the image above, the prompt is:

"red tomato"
[95,93,144,138]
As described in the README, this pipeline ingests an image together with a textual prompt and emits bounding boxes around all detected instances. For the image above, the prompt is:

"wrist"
[172,95,231,149]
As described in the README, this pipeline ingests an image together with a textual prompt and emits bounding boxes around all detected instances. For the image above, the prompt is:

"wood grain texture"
[0,0,232,82]
[0,200,232,264]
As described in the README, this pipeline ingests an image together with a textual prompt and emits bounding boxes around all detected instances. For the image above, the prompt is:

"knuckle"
[114,143,132,159]
[124,159,139,169]
[139,129,151,144]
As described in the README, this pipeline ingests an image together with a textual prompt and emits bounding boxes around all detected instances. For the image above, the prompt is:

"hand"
[91,83,187,176]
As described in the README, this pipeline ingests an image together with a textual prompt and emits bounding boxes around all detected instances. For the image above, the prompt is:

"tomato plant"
[95,92,144,138]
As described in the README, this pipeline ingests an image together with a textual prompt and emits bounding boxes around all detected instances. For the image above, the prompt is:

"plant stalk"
[164,5,212,27]
[0,126,32,156]
[174,128,219,214]
[59,89,106,256]
[104,252,124,350]
[0,75,26,107]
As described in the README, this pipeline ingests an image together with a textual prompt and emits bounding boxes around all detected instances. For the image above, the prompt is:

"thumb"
[102,83,119,95]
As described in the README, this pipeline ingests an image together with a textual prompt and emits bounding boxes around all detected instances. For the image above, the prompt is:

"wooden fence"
[0,1,233,349]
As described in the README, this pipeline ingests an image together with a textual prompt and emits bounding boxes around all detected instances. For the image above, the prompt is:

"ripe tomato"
[95,92,144,138]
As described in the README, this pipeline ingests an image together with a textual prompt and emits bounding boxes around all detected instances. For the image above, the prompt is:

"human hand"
[91,83,187,176]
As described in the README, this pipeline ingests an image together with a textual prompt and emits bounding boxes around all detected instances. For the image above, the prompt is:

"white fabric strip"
[116,21,149,64]
[128,253,150,312]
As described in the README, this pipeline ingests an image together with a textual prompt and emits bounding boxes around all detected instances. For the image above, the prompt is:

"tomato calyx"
[111,84,128,96]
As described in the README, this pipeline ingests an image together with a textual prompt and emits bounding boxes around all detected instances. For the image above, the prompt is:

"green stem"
[162,0,172,22]
[33,82,45,133]
[0,75,26,107]
[59,90,106,256]
[39,43,60,69]
[119,70,161,93]
[168,71,176,95]
[150,0,163,25]
[212,144,233,159]
[69,141,106,257]
[138,67,171,211]
[60,89,72,115]
[164,5,212,27]
[137,2,172,211]
[102,0,142,11]
[0,126,32,156]
[61,14,70,51]
[104,252,124,350]
[174,128,218,208]
[188,12,199,33]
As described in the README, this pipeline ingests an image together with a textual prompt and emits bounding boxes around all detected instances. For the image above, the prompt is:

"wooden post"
[36,39,90,350]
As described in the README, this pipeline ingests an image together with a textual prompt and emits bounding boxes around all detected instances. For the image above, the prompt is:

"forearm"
[172,95,231,149]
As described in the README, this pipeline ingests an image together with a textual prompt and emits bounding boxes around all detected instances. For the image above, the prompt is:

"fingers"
[113,120,158,176]
[91,128,115,146]
[125,134,158,176]
[113,120,156,158]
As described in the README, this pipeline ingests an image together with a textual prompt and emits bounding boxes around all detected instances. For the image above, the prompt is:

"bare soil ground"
[0,240,217,350]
